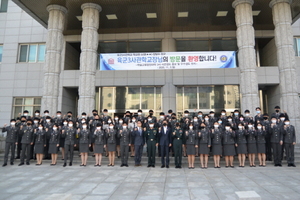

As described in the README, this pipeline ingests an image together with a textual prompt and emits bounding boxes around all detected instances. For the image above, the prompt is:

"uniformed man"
[15,116,27,159]
[19,119,34,166]
[172,123,183,168]
[283,119,296,167]
[41,110,50,126]
[254,107,264,125]
[147,110,157,123]
[145,121,159,167]
[118,122,131,167]
[2,119,18,166]
[53,111,63,128]
[62,120,77,167]
[271,106,289,120]
[136,109,144,122]
[270,117,283,166]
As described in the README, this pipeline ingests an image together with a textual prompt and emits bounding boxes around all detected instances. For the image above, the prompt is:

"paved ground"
[0,151,300,200]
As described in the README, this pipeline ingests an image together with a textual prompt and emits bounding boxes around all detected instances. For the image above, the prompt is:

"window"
[12,97,41,118]
[294,38,300,56]
[0,0,8,13]
[0,45,2,62]
[18,44,46,63]
[176,39,237,52]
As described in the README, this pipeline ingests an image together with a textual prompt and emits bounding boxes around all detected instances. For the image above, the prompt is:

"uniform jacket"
[2,126,18,143]
[78,129,91,144]
[283,125,296,143]
[62,127,77,145]
[118,128,131,145]
[20,125,34,144]
[185,129,198,145]
[198,128,211,145]
[93,129,106,145]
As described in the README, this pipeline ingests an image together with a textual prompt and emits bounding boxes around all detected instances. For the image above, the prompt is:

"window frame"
[0,44,3,63]
[12,97,42,118]
[294,37,300,57]
[18,43,46,63]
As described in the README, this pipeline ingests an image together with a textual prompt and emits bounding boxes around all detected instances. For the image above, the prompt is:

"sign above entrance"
[100,51,236,70]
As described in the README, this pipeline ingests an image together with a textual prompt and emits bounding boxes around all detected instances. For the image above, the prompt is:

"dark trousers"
[30,143,35,159]
[16,140,22,158]
[44,139,50,158]
[173,142,182,166]
[147,141,156,166]
[64,144,74,163]
[4,142,15,164]
[134,145,143,165]
[272,143,282,165]
[284,143,295,164]
[266,139,272,160]
[160,145,170,165]
[21,143,31,163]
[120,144,129,165]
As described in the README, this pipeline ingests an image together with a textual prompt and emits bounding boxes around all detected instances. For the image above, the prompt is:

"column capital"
[81,3,102,12]
[269,0,292,8]
[232,0,254,9]
[46,4,67,14]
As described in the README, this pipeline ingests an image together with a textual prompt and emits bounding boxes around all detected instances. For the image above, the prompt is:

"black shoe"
[26,162,30,165]
[80,164,84,167]
[125,164,128,167]
[92,155,95,157]
[152,165,155,168]
[121,164,124,167]
[19,162,24,166]
[10,162,14,165]
[291,164,296,167]
[118,156,120,158]
[278,164,282,167]
[69,162,72,166]
[15,157,20,159]
[161,165,165,168]
[178,166,181,168]
[175,166,178,168]
[147,165,151,168]
[63,163,66,167]
[230,166,234,168]
[166,165,169,168]
[2,163,7,167]
[288,163,291,167]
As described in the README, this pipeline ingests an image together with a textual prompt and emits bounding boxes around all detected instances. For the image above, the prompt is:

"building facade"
[1,0,300,140]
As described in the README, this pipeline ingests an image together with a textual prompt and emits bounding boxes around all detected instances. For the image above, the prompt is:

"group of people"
[1,106,297,169]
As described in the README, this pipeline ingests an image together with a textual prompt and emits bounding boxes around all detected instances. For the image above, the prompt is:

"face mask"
[81,120,85,124]
[46,119,50,123]
[238,126,243,129]
[122,126,127,129]
[193,119,198,122]
[82,125,87,129]
[27,123,31,126]
[218,121,222,124]
[34,121,38,124]
[149,124,154,128]
[225,127,230,130]
[115,118,118,121]
[68,124,73,127]
[82,116,86,119]
[210,114,214,117]
[189,126,193,129]
[200,126,205,129]
[198,115,202,118]
[45,113,49,116]
[256,110,261,114]
[96,127,101,130]
[95,119,99,121]
[104,113,108,116]
[214,125,219,128]
[109,126,114,129]
[240,118,244,121]
[159,116,164,119]
[21,120,26,123]
[93,113,97,116]
[119,120,123,124]
[57,114,61,117]
[184,114,188,117]
[38,127,43,130]
[63,122,68,125]
[272,120,277,123]
[280,118,285,121]
[205,118,209,121]
[263,117,268,120]
[221,113,225,116]
[67,115,71,118]
[138,112,142,115]
[248,125,253,128]
[285,122,290,125]
[257,126,262,129]
[11,122,16,126]
[132,119,136,122]
[149,113,153,116]
[53,127,57,131]
[234,113,238,116]
[172,117,176,119]
[245,114,249,116]
[228,119,232,122]
[275,110,280,113]
[108,121,111,123]
[24,113,28,116]
[35,113,39,116]
[163,123,167,126]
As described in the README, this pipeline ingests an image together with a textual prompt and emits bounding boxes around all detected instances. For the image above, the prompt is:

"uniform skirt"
[59,138,65,148]
[247,143,257,154]
[186,144,196,155]
[107,143,116,152]
[48,143,59,154]
[257,143,266,154]
[212,144,222,155]
[35,143,44,154]
[94,144,104,154]
[223,144,236,156]
[79,143,89,153]
[236,143,247,154]
[199,143,210,155]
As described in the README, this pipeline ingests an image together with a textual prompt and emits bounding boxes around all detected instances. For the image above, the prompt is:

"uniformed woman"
[235,123,247,167]
[60,119,68,160]
[106,123,117,166]
[34,124,46,165]
[172,123,183,168]
[192,116,200,156]
[222,124,236,168]
[198,122,211,169]
[129,117,137,157]
[93,123,106,167]
[77,122,91,166]
[48,124,60,165]
[211,121,222,168]
[246,121,257,167]
[185,123,198,169]
[256,123,266,167]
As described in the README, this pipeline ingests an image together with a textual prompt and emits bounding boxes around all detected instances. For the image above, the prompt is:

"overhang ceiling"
[12,0,300,35]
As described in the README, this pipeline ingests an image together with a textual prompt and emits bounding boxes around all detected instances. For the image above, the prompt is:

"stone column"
[232,0,259,114]
[161,32,176,113]
[270,0,300,142]
[78,3,101,115]
[42,5,67,115]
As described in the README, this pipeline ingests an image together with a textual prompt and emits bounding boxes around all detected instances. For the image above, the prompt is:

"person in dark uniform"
[261,113,272,161]
[48,124,60,165]
[77,122,91,166]
[128,117,137,157]
[62,120,77,167]
[172,123,183,168]
[60,119,68,160]
[106,123,117,166]
[254,107,264,125]
[34,124,46,165]
[118,122,131,167]
[246,121,257,167]
[114,117,122,158]
[270,117,283,166]
[223,124,236,168]
[90,114,102,157]
[31,117,39,160]
[145,121,159,168]
[44,116,53,160]
[211,121,223,168]
[16,116,27,159]
[19,119,34,166]
[283,119,296,167]
[235,123,247,167]
[2,119,18,166]
[158,120,172,168]
[256,123,266,167]
[271,106,289,120]
[93,124,106,167]
[198,122,211,169]
[185,123,198,169]
[132,120,145,166]
[181,110,191,157]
